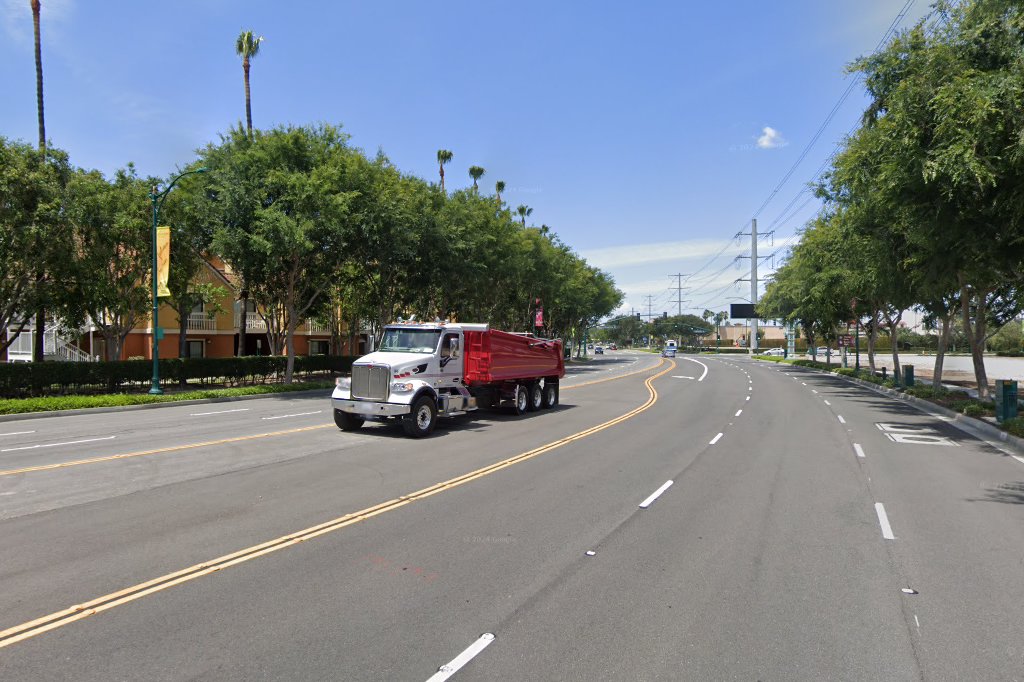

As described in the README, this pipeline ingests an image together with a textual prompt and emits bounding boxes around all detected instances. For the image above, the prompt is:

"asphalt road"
[0,351,1022,680]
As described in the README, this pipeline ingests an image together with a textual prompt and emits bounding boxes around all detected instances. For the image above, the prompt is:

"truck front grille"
[351,365,390,401]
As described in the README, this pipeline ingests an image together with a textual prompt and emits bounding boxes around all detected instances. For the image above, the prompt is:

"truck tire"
[528,382,543,411]
[541,381,558,409]
[334,409,364,431]
[512,384,530,415]
[403,395,437,437]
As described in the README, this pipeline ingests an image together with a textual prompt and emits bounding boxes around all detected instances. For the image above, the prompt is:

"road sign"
[838,334,854,347]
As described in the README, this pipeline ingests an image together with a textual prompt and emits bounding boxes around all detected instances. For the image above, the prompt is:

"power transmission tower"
[644,295,654,321]
[669,273,690,316]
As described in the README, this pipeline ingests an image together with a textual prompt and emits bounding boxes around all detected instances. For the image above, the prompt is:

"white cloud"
[581,238,742,270]
[757,126,787,150]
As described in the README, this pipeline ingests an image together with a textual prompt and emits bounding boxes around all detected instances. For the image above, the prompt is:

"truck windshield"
[379,328,442,354]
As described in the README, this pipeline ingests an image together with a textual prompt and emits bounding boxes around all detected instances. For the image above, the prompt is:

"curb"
[0,387,332,424]
[761,359,1024,456]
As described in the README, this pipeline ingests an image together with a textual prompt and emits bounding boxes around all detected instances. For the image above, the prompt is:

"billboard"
[730,303,759,319]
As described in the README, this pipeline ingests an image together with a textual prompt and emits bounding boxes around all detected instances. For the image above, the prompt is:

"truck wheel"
[403,395,437,437]
[528,383,543,411]
[334,409,364,431]
[512,384,529,415]
[541,381,558,409]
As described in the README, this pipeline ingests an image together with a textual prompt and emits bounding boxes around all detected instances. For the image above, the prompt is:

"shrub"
[962,403,989,417]
[0,355,355,398]
[1002,416,1024,438]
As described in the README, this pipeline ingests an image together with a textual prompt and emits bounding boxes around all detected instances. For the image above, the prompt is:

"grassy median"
[0,381,335,416]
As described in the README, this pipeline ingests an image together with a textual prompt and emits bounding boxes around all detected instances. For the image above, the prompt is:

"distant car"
[811,347,834,358]
[595,346,604,354]
[661,347,676,358]
[761,348,785,357]
[609,344,617,350]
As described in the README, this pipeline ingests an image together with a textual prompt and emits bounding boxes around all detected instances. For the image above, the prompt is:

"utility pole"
[736,219,773,355]
[644,295,654,321]
[669,273,690,317]
[751,219,759,353]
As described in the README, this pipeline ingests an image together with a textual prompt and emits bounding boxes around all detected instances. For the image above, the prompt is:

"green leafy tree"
[0,137,68,356]
[494,180,505,204]
[61,165,154,361]
[203,124,357,382]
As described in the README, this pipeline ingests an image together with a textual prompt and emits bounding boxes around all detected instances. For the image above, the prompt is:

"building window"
[191,301,205,315]
[309,340,329,356]
[187,340,205,359]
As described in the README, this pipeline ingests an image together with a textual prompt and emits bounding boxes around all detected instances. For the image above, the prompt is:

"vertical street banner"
[534,307,544,327]
[156,226,171,297]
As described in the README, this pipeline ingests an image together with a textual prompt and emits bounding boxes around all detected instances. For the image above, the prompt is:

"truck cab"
[332,323,479,437]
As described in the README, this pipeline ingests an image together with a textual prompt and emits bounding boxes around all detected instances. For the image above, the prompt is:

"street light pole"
[148,167,207,395]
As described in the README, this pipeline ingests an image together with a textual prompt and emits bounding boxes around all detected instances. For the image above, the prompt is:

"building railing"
[233,312,267,331]
[6,327,99,362]
[187,313,217,331]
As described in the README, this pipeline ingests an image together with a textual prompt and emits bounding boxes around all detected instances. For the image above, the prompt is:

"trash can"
[902,364,914,387]
[995,380,1018,423]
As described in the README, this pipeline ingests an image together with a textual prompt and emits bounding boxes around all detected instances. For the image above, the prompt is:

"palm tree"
[494,180,505,204]
[437,149,453,193]
[235,30,264,136]
[235,30,263,356]
[468,165,486,192]
[31,0,46,362]
[516,204,533,226]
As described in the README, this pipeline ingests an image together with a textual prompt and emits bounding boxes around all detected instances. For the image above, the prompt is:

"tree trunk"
[32,0,45,155]
[439,164,445,193]
[867,313,878,375]
[885,311,903,385]
[933,313,952,389]
[243,60,252,134]
[960,284,990,400]
[238,290,248,356]
[284,301,297,384]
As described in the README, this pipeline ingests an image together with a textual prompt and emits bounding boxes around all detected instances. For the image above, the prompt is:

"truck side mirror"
[449,338,460,358]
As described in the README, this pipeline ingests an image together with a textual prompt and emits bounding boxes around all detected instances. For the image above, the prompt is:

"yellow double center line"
[0,359,675,649]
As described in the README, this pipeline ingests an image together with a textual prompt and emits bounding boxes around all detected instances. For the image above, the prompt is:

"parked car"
[761,348,785,357]
[595,346,604,354]
[609,344,617,350]
[810,346,835,358]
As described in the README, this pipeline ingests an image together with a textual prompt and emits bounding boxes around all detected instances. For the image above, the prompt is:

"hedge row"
[0,355,355,397]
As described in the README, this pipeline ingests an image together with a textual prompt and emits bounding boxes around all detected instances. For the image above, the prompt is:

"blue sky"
[1,0,931,323]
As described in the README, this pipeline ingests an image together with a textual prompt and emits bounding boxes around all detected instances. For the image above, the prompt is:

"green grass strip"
[0,381,334,416]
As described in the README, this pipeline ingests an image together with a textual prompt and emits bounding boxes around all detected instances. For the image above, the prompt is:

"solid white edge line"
[426,633,496,682]
[854,443,866,459]
[837,415,846,424]
[639,480,674,509]
[874,503,896,539]
[0,435,116,453]
[735,410,742,417]
[1013,455,1024,465]
[261,410,323,420]
[189,408,251,417]
[0,431,36,437]
[709,433,724,445]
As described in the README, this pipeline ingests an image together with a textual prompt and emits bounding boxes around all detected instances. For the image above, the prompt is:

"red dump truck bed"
[463,328,565,386]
